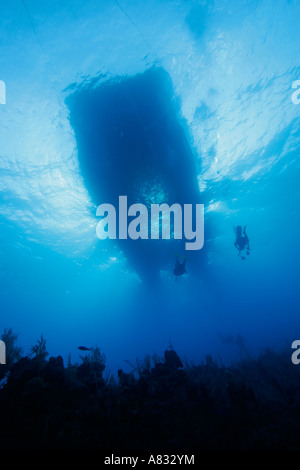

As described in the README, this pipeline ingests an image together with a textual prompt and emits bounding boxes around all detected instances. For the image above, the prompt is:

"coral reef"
[0,332,299,450]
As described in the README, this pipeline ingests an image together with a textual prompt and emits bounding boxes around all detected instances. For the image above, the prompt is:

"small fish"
[78,346,90,351]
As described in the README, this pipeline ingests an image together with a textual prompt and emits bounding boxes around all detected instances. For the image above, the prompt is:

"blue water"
[0,0,299,375]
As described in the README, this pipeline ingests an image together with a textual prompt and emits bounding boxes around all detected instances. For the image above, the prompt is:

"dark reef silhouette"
[0,329,300,450]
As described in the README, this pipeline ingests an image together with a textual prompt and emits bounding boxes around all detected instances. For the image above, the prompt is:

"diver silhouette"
[173,255,187,280]
[234,225,250,260]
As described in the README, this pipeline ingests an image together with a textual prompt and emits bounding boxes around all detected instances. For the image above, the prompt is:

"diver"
[234,225,250,260]
[173,255,187,280]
